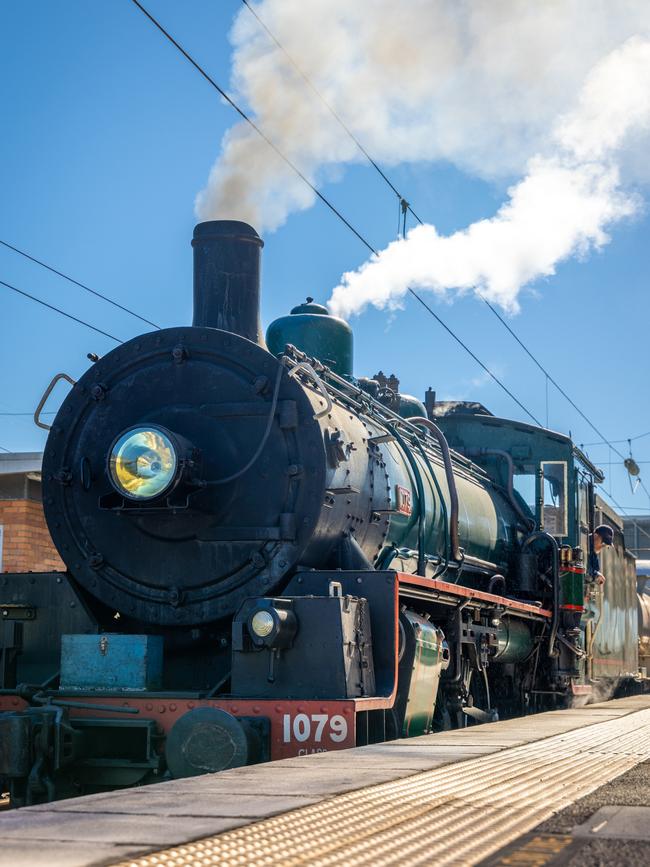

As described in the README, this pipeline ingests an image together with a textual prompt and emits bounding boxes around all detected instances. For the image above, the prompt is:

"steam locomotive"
[1,221,647,806]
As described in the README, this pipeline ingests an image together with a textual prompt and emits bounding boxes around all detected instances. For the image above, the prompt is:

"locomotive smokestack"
[191,220,265,345]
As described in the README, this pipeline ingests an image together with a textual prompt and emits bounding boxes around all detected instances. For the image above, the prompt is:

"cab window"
[541,461,567,537]
[513,471,536,517]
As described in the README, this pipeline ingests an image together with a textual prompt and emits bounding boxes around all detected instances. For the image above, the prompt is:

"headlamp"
[250,610,275,639]
[108,426,178,500]
[246,602,297,649]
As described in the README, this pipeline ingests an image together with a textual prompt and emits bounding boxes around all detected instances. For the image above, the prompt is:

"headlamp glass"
[109,427,177,500]
[250,610,275,639]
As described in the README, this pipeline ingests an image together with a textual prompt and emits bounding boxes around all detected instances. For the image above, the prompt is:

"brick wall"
[0,499,64,573]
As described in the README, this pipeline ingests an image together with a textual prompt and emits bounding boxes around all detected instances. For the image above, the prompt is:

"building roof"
[0,452,43,476]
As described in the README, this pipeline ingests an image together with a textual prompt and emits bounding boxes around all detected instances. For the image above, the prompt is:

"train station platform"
[1,695,649,867]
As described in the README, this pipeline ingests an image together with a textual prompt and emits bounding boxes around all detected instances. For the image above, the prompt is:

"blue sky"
[1,0,648,516]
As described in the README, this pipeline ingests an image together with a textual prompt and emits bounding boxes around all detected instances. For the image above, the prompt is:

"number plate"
[274,705,356,757]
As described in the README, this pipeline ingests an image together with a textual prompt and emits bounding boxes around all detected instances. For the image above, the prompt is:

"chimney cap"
[192,220,263,248]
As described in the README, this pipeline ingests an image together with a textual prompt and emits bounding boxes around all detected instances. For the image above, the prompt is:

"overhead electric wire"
[129,0,375,257]
[599,488,633,519]
[594,488,650,551]
[478,294,626,460]
[580,431,650,448]
[239,0,424,225]
[407,292,542,425]
[630,520,650,545]
[0,411,55,417]
[235,3,647,457]
[0,239,160,330]
[129,0,542,427]
[591,459,650,466]
[239,0,552,425]
[639,477,650,505]
[0,278,122,344]
[629,430,650,442]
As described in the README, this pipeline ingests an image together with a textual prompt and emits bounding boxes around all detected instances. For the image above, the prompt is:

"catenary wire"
[580,431,650,447]
[135,1,648,466]
[601,490,650,553]
[594,488,650,543]
[235,2,648,457]
[478,294,626,460]
[0,8,636,504]
[0,279,122,344]
[239,0,424,225]
[639,477,650,506]
[588,459,650,466]
[129,0,375,257]
[595,487,631,518]
[0,454,52,460]
[129,0,542,427]
[630,520,650,545]
[0,239,160,330]
[407,292,542,425]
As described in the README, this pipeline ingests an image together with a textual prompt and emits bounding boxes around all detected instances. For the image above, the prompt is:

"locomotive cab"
[436,407,640,689]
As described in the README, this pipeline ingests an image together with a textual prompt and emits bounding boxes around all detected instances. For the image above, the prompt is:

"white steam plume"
[197,2,650,314]
[328,37,650,316]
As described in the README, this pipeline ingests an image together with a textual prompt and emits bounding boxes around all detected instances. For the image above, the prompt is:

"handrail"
[409,417,462,562]
[522,531,560,657]
[33,372,76,431]
[286,360,333,418]
[413,436,450,579]
[385,421,427,577]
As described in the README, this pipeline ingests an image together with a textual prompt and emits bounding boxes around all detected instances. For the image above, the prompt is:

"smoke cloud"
[197,2,650,314]
[330,36,650,316]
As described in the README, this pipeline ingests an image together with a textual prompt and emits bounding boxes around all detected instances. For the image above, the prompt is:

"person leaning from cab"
[588,524,614,586]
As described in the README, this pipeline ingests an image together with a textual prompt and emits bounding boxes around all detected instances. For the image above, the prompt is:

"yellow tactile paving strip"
[115,707,650,867]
